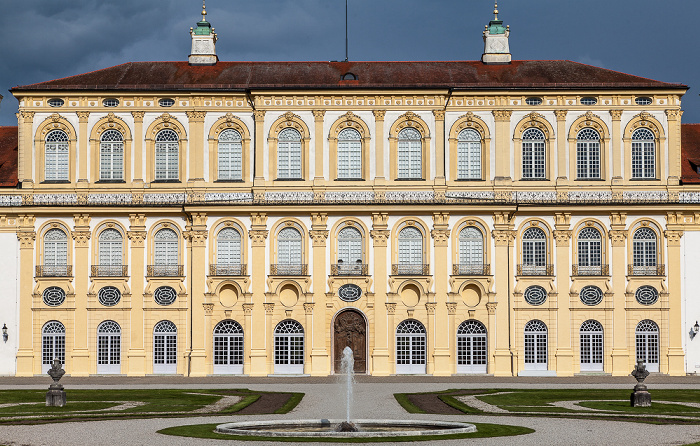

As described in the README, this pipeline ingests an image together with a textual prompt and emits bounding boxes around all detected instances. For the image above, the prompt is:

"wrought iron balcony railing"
[209,264,247,276]
[517,264,554,276]
[452,263,490,276]
[147,264,184,277]
[36,265,72,277]
[270,264,308,276]
[391,264,430,276]
[91,265,128,277]
[331,263,368,276]
[628,264,665,276]
[572,264,609,276]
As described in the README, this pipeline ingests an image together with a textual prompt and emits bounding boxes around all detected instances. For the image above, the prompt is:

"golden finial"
[494,1,499,19]
[202,0,207,19]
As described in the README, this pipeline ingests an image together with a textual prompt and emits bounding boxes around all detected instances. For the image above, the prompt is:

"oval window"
[580,97,597,106]
[338,283,362,302]
[159,98,175,107]
[103,98,119,107]
[48,98,64,108]
[635,97,652,106]
[525,97,543,106]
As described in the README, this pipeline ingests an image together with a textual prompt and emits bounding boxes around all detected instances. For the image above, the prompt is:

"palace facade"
[0,7,699,377]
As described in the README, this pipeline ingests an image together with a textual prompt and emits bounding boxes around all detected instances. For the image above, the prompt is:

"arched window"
[276,227,303,275]
[524,320,548,371]
[632,128,655,179]
[274,320,304,374]
[337,128,362,179]
[336,226,363,275]
[153,320,177,374]
[522,128,545,179]
[218,129,242,180]
[97,321,121,374]
[213,320,244,374]
[521,227,547,275]
[214,227,242,276]
[43,228,68,276]
[100,130,124,181]
[153,228,179,276]
[580,320,603,372]
[97,229,123,276]
[636,320,659,372]
[155,129,179,180]
[632,227,657,275]
[397,128,422,179]
[457,129,481,180]
[45,130,69,181]
[277,128,302,179]
[457,226,484,274]
[457,320,487,374]
[396,320,426,374]
[42,321,65,374]
[396,226,424,275]
[576,128,600,179]
[577,227,602,275]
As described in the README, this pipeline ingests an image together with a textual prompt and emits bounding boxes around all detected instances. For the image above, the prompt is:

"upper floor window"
[100,130,124,181]
[45,130,69,181]
[525,97,543,106]
[44,229,67,266]
[337,128,362,179]
[155,129,179,180]
[337,227,363,264]
[159,98,175,107]
[635,97,653,106]
[457,129,481,180]
[458,226,483,265]
[98,228,123,266]
[576,128,600,179]
[398,226,423,265]
[154,228,178,266]
[522,227,546,268]
[521,128,545,179]
[577,227,602,270]
[102,98,119,107]
[277,227,302,265]
[48,98,64,108]
[397,128,422,179]
[277,128,302,179]
[632,228,657,267]
[216,228,242,265]
[631,128,655,179]
[218,129,243,181]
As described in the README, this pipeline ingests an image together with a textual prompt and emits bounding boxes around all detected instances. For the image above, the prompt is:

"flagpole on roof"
[345,0,349,62]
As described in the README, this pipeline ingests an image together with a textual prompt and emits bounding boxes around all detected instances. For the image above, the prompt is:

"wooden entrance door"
[334,310,367,373]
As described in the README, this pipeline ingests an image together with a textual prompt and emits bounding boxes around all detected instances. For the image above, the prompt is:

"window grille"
[158,98,175,107]
[631,128,655,179]
[635,97,653,106]
[42,286,66,307]
[523,285,547,306]
[277,227,302,265]
[521,128,545,179]
[397,128,422,179]
[42,321,65,373]
[154,228,178,266]
[635,286,659,305]
[153,320,177,372]
[45,130,69,181]
[48,98,64,107]
[522,227,546,273]
[44,229,68,267]
[216,228,242,266]
[632,228,657,270]
[102,98,119,107]
[97,321,121,373]
[396,320,426,374]
[214,320,244,373]
[155,129,179,180]
[274,320,304,373]
[154,286,177,306]
[98,228,123,266]
[100,130,124,180]
[635,320,659,372]
[337,128,362,179]
[579,285,603,306]
[398,226,423,265]
[580,320,603,370]
[525,97,543,105]
[457,320,487,373]
[576,128,601,179]
[580,97,598,106]
[98,286,121,306]
[457,129,481,179]
[218,129,243,180]
[337,227,363,265]
[524,320,548,369]
[277,128,302,179]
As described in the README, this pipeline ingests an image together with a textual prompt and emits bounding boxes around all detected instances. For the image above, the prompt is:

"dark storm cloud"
[1,0,699,125]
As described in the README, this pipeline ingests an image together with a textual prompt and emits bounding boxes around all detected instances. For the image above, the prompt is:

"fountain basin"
[215,419,476,438]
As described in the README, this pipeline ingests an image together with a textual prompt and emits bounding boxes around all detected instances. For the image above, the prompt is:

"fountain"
[215,347,477,439]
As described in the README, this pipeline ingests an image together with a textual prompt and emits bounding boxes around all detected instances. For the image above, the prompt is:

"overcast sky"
[0,0,698,126]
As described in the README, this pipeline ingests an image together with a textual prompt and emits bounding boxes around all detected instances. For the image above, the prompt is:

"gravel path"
[0,381,700,445]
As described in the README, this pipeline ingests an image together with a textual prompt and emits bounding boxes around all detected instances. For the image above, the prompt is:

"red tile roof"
[681,124,700,184]
[0,127,18,188]
[11,60,686,92]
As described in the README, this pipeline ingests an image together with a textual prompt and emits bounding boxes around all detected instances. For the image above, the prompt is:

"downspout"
[183,204,193,377]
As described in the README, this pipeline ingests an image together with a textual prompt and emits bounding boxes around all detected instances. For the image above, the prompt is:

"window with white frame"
[216,228,242,265]
[457,128,481,179]
[457,226,484,275]
[337,227,362,265]
[397,127,422,179]
[580,320,603,371]
[153,320,177,374]
[337,128,362,179]
[44,229,68,270]
[154,228,178,266]
[631,128,655,179]
[395,319,426,374]
[274,320,304,374]
[100,130,124,180]
[98,228,123,266]
[632,228,657,272]
[277,227,302,265]
[522,128,546,179]
[576,128,601,179]
[457,320,487,374]
[42,321,65,374]
[277,128,302,179]
[213,320,244,374]
[635,320,659,372]
[45,130,69,181]
[524,320,548,370]
[522,227,547,274]
[577,227,602,274]
[218,129,243,180]
[97,320,121,374]
[154,129,179,180]
[398,226,423,265]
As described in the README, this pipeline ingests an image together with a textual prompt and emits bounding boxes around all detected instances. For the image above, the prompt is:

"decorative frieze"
[204,193,254,203]
[445,191,495,201]
[679,192,700,203]
[324,191,375,202]
[264,192,314,203]
[87,194,133,205]
[143,193,186,204]
[515,191,557,202]
[622,191,668,202]
[0,195,22,206]
[568,191,613,202]
[385,191,434,202]
[33,194,78,205]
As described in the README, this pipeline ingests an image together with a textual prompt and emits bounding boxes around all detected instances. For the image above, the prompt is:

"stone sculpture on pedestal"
[46,359,66,407]
[630,359,651,407]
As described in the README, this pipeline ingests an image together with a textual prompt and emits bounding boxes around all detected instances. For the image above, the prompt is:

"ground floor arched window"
[153,320,177,374]
[42,321,65,374]
[396,319,426,374]
[457,320,487,374]
[524,320,548,371]
[97,320,121,374]
[213,320,244,374]
[636,320,659,372]
[274,320,304,374]
[580,320,603,372]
